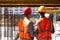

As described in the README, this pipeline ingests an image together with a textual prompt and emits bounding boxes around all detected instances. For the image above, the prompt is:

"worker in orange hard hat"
[18,7,34,40]
[36,6,55,40]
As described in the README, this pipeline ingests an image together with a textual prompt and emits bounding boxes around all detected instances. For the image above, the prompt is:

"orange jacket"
[18,19,33,40]
[37,17,53,40]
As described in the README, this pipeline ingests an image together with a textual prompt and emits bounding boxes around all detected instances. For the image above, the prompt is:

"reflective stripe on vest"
[20,38,33,40]
[20,37,33,40]
[37,36,51,40]
[39,25,51,33]
[19,30,30,33]
[39,30,51,33]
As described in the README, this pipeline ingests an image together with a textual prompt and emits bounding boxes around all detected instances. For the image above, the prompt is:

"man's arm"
[50,20,55,34]
[14,33,19,40]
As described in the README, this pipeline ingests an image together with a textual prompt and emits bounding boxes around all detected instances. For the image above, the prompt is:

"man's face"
[26,13,31,18]
[38,12,42,16]
[38,12,45,16]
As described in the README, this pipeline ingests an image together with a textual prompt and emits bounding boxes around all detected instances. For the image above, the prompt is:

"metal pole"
[53,10,57,24]
[53,10,57,40]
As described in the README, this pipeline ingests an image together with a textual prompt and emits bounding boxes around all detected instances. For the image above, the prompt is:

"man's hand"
[33,24,37,31]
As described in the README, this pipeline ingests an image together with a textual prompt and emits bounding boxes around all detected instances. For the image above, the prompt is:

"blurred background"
[0,0,60,40]
[0,7,60,40]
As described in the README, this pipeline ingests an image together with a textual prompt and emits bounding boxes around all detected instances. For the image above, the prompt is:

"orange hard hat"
[24,7,31,15]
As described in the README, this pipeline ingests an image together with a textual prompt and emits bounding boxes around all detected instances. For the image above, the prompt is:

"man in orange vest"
[18,7,34,40]
[36,6,55,40]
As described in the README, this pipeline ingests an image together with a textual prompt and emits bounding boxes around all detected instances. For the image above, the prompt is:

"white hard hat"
[37,6,46,13]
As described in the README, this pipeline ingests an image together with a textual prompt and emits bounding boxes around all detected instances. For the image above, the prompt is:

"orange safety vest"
[37,17,52,40]
[18,19,34,40]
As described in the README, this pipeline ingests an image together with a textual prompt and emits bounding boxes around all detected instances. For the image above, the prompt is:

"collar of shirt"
[23,17,31,28]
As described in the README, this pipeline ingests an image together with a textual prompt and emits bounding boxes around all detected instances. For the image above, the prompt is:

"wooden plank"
[0,4,60,7]
[0,0,60,7]
[0,0,60,4]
